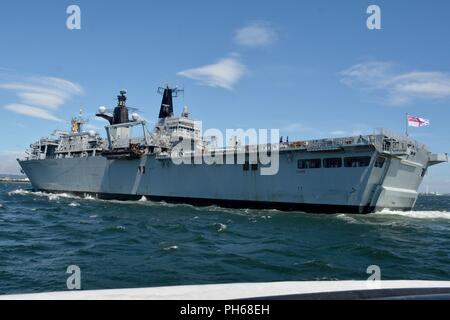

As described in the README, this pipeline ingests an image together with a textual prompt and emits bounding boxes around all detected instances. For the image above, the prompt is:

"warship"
[18,87,448,213]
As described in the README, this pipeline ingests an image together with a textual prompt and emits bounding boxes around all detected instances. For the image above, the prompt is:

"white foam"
[163,245,178,251]
[336,214,360,224]
[10,188,446,222]
[376,209,450,220]
[6,189,278,217]
[8,189,33,196]
[214,223,227,232]
[68,202,80,207]
[8,189,78,201]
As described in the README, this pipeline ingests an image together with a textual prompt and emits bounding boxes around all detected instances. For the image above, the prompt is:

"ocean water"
[1,182,450,295]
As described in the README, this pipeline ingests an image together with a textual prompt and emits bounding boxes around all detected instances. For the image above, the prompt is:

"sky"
[0,0,449,192]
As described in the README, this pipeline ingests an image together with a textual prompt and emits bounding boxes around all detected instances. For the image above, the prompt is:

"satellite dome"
[131,113,140,121]
[98,106,106,114]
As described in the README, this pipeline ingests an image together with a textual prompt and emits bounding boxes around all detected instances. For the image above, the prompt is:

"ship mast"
[71,109,87,133]
[96,90,130,125]
[157,86,183,122]
[113,90,129,124]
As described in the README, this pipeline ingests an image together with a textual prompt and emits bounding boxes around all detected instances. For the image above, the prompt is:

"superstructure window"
[344,156,371,168]
[375,156,386,168]
[298,159,321,169]
[421,168,427,177]
[323,158,342,168]
[243,162,258,171]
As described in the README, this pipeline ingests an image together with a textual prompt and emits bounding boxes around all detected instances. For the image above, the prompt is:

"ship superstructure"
[18,87,448,213]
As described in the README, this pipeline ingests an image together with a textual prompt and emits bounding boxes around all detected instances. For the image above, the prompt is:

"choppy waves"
[2,184,450,294]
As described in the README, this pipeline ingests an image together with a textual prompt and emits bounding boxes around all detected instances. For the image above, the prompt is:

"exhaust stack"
[157,86,183,120]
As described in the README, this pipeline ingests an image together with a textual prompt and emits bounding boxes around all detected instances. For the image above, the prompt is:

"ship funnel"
[157,86,183,120]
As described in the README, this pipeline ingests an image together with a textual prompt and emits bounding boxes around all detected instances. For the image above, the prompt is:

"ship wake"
[8,189,84,201]
[375,209,450,220]
[8,188,449,220]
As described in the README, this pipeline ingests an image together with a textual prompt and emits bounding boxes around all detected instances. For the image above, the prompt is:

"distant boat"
[424,185,442,196]
[0,176,30,183]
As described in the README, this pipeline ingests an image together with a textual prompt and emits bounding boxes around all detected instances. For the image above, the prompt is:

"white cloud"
[177,57,246,90]
[280,123,323,138]
[84,123,102,131]
[330,130,348,136]
[282,123,308,133]
[3,104,63,122]
[341,61,450,106]
[0,150,26,174]
[0,72,83,120]
[17,92,65,109]
[34,76,83,95]
[330,130,365,136]
[330,123,372,137]
[235,22,276,47]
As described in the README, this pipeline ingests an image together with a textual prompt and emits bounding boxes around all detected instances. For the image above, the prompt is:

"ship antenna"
[71,107,88,133]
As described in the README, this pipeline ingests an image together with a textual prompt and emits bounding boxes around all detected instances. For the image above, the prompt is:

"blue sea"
[1,182,449,295]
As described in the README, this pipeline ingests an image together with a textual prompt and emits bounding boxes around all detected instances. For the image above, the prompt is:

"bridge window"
[323,158,342,168]
[344,156,371,168]
[298,159,321,169]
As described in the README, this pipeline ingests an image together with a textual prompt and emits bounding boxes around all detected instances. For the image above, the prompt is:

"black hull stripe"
[32,189,402,214]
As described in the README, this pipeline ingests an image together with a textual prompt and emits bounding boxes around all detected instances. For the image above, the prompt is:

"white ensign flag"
[408,115,430,127]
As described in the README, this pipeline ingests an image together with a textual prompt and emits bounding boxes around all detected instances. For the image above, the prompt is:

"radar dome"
[131,113,140,121]
[98,106,106,114]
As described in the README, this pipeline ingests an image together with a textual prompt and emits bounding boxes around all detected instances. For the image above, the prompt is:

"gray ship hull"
[18,145,431,214]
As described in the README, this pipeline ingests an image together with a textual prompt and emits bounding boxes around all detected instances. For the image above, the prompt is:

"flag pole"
[405,112,409,137]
